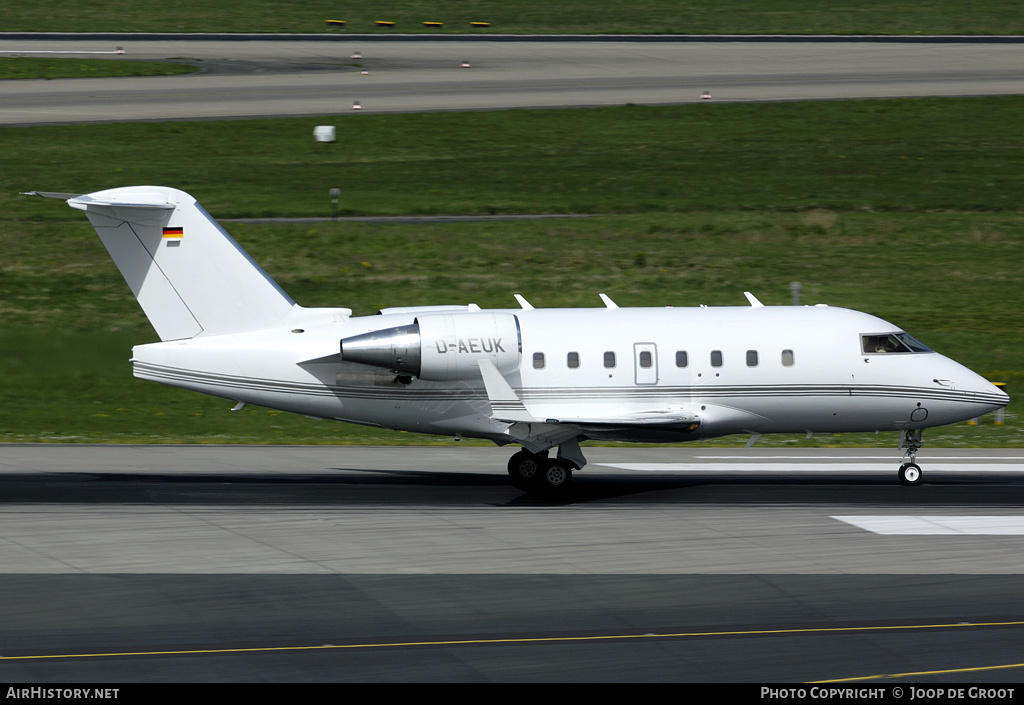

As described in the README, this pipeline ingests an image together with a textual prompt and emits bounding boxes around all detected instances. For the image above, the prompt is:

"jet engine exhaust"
[340,323,421,376]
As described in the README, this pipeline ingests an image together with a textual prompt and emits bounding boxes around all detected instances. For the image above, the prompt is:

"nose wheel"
[898,462,922,486]
[897,429,924,486]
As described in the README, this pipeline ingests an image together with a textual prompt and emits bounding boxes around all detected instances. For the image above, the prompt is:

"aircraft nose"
[963,374,1009,414]
[928,358,1008,424]
[987,381,1010,407]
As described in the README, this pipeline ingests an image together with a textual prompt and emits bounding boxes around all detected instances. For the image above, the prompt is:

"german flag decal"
[162,226,184,238]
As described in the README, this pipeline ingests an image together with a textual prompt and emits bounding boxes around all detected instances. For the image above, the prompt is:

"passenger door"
[633,343,658,385]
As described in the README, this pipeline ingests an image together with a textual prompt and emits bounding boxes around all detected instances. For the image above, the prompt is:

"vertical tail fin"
[69,186,295,341]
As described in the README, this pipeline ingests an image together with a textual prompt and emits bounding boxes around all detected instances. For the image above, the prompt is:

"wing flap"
[477,359,701,428]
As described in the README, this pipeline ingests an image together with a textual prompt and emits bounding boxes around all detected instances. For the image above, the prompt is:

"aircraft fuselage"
[130,304,1006,446]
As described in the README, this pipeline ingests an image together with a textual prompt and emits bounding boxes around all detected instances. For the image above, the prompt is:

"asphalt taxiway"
[1,37,1023,124]
[1,445,1022,681]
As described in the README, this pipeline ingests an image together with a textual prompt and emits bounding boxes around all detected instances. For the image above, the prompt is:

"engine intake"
[340,312,521,381]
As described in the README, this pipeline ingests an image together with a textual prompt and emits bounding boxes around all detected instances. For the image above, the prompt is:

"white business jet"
[52,186,1008,494]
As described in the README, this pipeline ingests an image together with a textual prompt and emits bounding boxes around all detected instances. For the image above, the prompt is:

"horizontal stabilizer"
[69,191,176,210]
[23,191,83,200]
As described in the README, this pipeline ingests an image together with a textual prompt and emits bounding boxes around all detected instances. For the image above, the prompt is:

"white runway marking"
[833,516,1024,535]
[694,455,1021,461]
[596,463,1024,473]
[0,50,123,55]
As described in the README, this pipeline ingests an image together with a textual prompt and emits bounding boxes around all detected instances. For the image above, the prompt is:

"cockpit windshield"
[861,332,933,354]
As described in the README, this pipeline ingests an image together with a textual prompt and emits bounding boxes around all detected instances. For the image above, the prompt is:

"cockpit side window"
[861,333,933,354]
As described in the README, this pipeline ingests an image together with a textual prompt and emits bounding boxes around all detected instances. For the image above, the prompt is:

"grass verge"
[0,57,199,80]
[1,1,1022,35]
[3,98,1022,219]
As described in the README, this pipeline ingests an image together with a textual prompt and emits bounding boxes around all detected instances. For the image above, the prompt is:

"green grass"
[1,97,1021,446]
[3,98,1022,219]
[0,57,200,80]
[4,212,1022,356]
[2,1,1022,34]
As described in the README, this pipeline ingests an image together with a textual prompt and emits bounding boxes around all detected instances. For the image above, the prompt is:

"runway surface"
[1,37,1023,124]
[2,445,1023,681]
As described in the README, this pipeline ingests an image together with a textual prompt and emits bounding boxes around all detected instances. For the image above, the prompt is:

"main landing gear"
[507,449,575,496]
[897,429,924,486]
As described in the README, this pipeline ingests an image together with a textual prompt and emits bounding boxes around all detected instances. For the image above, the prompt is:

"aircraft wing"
[477,359,701,429]
[542,410,702,427]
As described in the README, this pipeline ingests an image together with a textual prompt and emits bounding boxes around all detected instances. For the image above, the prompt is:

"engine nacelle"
[340,312,521,381]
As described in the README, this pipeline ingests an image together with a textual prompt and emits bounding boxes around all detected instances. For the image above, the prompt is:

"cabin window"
[567,352,580,369]
[861,333,933,354]
[533,352,545,369]
[746,350,759,367]
[639,351,653,368]
[710,350,723,367]
[675,351,688,368]
[782,349,795,367]
[604,351,616,368]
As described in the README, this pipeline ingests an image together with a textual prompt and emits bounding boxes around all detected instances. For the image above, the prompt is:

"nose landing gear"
[898,461,922,486]
[898,429,924,486]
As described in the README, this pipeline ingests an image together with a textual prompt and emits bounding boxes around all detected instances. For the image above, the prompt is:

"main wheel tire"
[898,462,922,486]
[542,460,570,487]
[508,450,542,489]
[535,459,573,497]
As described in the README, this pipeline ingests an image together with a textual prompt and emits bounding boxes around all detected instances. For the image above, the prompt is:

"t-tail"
[68,186,296,340]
